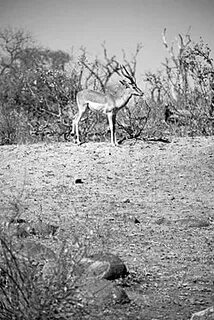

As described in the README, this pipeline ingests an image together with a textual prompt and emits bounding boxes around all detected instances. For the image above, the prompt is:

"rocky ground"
[0,136,214,319]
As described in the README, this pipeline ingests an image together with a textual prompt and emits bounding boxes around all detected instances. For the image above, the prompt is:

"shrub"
[0,230,86,319]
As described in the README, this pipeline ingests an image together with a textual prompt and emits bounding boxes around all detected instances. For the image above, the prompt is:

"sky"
[0,0,214,77]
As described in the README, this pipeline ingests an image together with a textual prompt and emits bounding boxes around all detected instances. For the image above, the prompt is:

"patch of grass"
[0,228,89,320]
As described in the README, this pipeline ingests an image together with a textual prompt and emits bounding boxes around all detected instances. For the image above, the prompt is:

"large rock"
[42,260,58,280]
[42,252,130,307]
[80,252,128,280]
[17,240,56,261]
[76,278,130,306]
[190,307,214,320]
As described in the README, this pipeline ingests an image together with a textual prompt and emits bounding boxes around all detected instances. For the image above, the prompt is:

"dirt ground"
[0,136,214,319]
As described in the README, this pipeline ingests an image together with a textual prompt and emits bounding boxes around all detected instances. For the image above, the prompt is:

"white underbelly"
[88,102,106,113]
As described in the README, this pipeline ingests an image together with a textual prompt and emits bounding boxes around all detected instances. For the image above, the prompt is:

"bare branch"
[81,60,105,92]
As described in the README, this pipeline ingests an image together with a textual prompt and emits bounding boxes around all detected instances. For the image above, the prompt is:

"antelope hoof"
[111,142,119,147]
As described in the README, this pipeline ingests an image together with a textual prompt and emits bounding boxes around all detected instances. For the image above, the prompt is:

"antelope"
[71,66,144,146]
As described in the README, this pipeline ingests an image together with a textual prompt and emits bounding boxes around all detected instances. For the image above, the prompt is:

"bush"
[0,230,87,319]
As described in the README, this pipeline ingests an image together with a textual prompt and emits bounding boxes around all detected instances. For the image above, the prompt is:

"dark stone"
[80,252,128,280]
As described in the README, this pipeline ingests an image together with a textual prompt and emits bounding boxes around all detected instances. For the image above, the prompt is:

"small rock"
[155,217,167,225]
[190,306,214,320]
[189,219,210,228]
[123,198,131,203]
[134,217,140,224]
[75,178,83,184]
[178,218,210,229]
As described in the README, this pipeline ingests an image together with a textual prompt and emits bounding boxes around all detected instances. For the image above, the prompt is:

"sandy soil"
[0,136,214,319]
